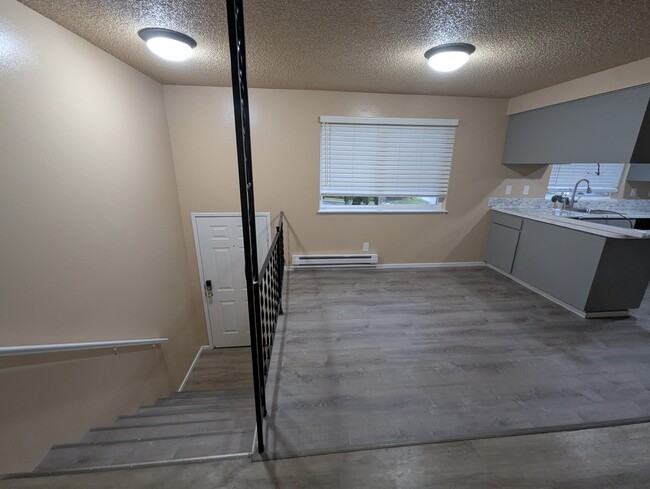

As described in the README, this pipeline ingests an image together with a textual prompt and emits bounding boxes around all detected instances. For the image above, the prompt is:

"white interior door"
[194,213,271,347]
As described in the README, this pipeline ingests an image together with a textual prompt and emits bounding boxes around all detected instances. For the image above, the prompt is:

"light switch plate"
[362,242,369,252]
[505,185,512,195]
[523,185,530,195]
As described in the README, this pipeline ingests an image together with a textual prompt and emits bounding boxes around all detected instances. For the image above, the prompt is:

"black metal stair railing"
[249,213,285,452]
[255,213,285,404]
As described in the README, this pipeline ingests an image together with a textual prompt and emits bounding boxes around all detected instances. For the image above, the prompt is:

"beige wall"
[3,0,644,473]
[508,56,650,114]
[164,86,553,323]
[0,1,202,472]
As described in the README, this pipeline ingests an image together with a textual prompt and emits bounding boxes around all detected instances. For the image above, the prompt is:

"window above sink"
[546,163,625,200]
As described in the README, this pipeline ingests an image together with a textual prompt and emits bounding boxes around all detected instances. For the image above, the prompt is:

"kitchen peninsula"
[486,205,650,318]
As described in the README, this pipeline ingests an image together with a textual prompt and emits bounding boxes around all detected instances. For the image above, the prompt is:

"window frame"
[545,163,626,201]
[318,196,448,214]
[318,116,458,214]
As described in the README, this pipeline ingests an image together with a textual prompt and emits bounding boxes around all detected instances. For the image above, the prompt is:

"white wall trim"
[319,115,459,127]
[376,261,486,270]
[178,345,211,392]
[285,261,486,271]
[250,425,258,456]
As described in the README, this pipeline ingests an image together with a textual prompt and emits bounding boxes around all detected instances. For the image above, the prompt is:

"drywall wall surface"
[0,1,202,472]
[163,86,546,324]
[508,57,650,115]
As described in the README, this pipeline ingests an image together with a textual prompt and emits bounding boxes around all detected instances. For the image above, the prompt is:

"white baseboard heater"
[292,253,378,268]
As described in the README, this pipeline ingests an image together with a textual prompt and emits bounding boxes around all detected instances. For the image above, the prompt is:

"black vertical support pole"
[225,0,265,453]
[276,218,284,315]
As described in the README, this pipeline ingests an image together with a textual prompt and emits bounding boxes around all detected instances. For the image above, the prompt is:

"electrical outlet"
[362,242,369,252]
[523,185,530,196]
[630,188,637,197]
[505,185,512,195]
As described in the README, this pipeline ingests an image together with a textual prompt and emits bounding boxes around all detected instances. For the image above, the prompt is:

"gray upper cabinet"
[502,84,650,165]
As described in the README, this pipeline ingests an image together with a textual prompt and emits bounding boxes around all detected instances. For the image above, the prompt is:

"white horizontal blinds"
[320,120,458,197]
[547,163,625,193]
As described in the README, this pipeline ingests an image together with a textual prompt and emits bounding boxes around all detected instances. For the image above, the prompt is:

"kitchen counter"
[485,209,650,317]
[491,207,650,239]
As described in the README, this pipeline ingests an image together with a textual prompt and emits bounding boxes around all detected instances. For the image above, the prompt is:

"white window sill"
[318,208,448,215]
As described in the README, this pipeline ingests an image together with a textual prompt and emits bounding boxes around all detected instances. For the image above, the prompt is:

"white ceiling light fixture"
[424,43,476,72]
[138,28,197,62]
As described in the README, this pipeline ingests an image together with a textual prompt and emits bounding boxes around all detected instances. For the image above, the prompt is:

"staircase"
[32,387,255,474]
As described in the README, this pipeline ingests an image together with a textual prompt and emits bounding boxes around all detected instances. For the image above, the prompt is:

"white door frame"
[191,212,272,347]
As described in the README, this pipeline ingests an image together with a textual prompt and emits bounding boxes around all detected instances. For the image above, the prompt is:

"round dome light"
[138,28,197,62]
[424,43,476,72]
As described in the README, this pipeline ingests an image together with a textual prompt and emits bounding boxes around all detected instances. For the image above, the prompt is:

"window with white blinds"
[319,116,459,212]
[547,163,625,195]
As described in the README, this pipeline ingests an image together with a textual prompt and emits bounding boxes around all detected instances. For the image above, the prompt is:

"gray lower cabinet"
[486,211,650,314]
[485,223,520,273]
[510,219,605,311]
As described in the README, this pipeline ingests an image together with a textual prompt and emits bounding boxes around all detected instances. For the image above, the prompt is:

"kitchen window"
[546,163,625,199]
[319,116,459,213]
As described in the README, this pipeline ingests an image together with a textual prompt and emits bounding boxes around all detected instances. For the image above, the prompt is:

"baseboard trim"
[178,345,211,392]
[376,261,486,270]
[486,263,630,319]
[250,425,258,455]
[286,261,486,271]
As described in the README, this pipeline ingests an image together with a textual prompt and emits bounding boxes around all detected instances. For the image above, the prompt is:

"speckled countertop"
[491,207,650,239]
[488,197,650,214]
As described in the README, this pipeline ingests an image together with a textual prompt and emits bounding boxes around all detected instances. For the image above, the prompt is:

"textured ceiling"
[18,0,650,98]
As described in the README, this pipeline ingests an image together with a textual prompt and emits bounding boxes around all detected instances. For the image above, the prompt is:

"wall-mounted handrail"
[0,338,168,357]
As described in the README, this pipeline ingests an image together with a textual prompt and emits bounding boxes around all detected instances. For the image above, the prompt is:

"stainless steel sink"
[563,209,635,228]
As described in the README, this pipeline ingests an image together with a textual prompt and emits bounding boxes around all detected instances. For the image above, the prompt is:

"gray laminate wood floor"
[183,347,253,392]
[261,267,650,459]
[6,422,650,488]
[6,267,650,487]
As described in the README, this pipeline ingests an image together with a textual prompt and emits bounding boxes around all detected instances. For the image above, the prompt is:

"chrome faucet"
[568,179,591,209]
